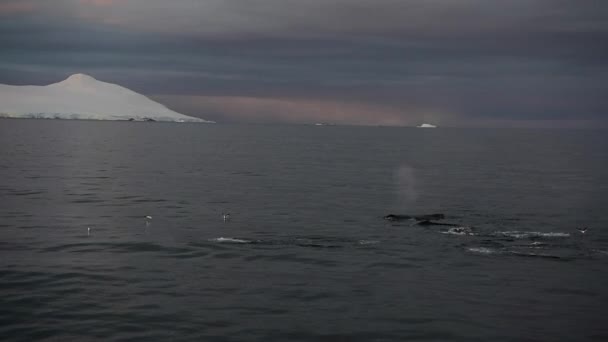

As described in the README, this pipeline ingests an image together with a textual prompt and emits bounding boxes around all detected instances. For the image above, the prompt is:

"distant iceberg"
[0,73,213,123]
[417,123,437,128]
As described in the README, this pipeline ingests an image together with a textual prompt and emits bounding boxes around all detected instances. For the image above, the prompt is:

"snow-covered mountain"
[0,74,212,123]
[417,123,437,128]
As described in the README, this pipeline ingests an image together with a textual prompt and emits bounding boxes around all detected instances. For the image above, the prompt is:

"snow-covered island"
[417,123,437,128]
[0,74,213,123]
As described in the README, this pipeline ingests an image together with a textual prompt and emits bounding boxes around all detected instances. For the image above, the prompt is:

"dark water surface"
[1,119,607,341]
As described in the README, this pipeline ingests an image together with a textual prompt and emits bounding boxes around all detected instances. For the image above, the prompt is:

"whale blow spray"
[395,164,418,210]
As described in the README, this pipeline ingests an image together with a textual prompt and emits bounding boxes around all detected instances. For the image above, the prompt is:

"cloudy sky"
[1,0,607,126]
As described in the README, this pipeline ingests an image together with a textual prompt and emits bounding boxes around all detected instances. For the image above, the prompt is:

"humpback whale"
[415,220,461,227]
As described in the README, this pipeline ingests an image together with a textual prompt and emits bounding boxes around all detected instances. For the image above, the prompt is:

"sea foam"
[209,237,251,244]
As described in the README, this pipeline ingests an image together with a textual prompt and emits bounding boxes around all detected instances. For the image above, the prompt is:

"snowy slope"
[0,74,212,123]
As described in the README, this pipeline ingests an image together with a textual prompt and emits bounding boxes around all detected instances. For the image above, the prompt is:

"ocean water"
[1,119,607,341]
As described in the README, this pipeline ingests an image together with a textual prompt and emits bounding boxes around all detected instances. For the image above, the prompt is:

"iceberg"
[417,123,437,128]
[0,74,213,123]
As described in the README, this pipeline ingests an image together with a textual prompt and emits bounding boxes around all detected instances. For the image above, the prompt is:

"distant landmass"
[0,74,213,123]
[417,123,437,128]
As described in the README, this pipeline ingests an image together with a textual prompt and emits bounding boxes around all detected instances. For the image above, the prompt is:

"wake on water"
[493,231,571,239]
[205,226,589,261]
[209,237,251,244]
[151,209,590,260]
[441,227,476,236]
[467,247,496,255]
[208,237,382,247]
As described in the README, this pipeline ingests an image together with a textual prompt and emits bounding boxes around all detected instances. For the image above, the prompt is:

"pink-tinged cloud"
[151,94,599,128]
[0,2,35,15]
[151,95,450,126]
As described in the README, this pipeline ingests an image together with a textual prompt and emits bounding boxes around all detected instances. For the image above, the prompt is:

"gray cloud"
[0,0,607,126]
[22,0,606,37]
